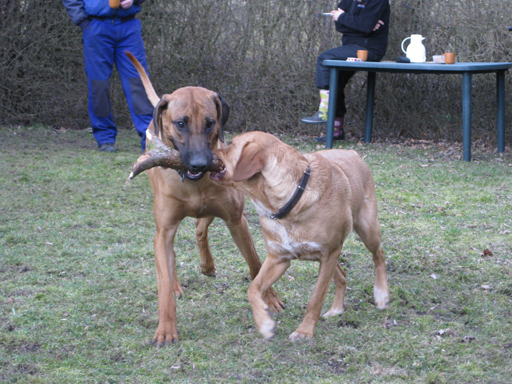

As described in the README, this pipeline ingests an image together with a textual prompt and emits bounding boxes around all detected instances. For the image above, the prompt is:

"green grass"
[1,125,512,383]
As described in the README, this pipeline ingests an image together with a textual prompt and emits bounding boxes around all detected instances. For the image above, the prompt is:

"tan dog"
[210,131,389,341]
[126,52,284,346]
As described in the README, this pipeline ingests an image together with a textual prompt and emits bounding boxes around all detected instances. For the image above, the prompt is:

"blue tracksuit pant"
[82,17,153,149]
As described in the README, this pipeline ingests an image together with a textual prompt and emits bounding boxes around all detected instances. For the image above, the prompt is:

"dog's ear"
[232,141,265,182]
[214,93,230,143]
[152,98,168,137]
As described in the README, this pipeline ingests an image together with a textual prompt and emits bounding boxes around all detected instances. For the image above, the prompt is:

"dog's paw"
[322,307,344,318]
[201,267,216,277]
[374,286,390,310]
[173,281,184,297]
[152,323,179,347]
[289,330,313,342]
[259,318,276,340]
[262,287,286,313]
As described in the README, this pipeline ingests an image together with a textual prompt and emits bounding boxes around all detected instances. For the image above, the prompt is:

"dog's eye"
[206,120,215,132]
[175,121,186,130]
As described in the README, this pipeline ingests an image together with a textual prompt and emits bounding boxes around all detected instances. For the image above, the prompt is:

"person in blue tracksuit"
[63,0,154,152]
[301,0,390,143]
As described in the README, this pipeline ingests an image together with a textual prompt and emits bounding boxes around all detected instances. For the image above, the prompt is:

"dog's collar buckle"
[270,166,311,220]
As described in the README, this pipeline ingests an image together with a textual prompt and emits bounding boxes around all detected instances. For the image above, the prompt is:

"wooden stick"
[128,130,224,180]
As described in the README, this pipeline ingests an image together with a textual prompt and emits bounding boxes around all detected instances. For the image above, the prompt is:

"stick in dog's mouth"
[128,130,225,180]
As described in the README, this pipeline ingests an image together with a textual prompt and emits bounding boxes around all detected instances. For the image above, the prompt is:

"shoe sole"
[301,119,327,125]
[314,137,345,143]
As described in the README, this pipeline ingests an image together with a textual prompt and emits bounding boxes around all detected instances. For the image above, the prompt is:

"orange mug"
[357,50,368,62]
[109,0,120,9]
[444,52,455,65]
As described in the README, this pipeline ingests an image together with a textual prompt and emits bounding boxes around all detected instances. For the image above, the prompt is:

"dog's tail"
[125,50,160,107]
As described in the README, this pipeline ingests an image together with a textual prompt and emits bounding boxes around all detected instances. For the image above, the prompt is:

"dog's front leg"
[152,225,180,345]
[289,253,339,342]
[247,256,290,340]
[226,216,285,312]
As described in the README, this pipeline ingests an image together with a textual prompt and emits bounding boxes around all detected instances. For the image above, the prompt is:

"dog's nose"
[189,153,211,173]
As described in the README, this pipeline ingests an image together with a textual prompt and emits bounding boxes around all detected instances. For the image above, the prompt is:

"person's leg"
[335,49,383,116]
[115,18,153,151]
[302,44,359,125]
[83,20,118,149]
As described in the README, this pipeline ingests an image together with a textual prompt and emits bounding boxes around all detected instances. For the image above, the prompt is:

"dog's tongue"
[209,168,226,182]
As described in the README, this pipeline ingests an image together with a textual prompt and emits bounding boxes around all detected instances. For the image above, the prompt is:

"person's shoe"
[301,111,328,124]
[98,143,117,152]
[314,131,345,143]
[314,117,345,142]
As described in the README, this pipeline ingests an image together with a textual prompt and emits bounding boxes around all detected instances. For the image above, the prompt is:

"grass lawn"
[1,125,512,383]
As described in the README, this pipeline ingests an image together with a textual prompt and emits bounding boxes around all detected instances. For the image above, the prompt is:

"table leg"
[325,68,339,149]
[462,72,472,161]
[497,70,506,153]
[364,72,376,143]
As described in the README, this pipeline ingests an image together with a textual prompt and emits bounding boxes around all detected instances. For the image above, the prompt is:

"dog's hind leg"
[353,201,389,310]
[322,262,347,318]
[225,215,285,312]
[195,216,216,276]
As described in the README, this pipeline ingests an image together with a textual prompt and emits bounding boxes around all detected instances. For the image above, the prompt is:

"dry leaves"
[481,249,493,257]
[383,316,397,329]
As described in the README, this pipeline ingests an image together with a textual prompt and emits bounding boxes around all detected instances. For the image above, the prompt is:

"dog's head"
[209,132,272,190]
[152,87,230,181]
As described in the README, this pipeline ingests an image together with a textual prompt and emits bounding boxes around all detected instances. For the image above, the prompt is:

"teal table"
[323,61,512,161]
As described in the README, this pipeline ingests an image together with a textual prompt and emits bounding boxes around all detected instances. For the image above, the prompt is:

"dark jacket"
[63,0,145,29]
[335,0,390,57]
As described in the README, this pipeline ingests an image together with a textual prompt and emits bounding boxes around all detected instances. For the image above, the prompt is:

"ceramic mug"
[444,52,455,65]
[357,50,368,62]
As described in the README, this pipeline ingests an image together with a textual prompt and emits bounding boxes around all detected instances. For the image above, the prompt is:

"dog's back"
[310,149,377,210]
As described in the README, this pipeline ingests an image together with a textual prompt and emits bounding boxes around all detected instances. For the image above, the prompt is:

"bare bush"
[1,0,511,143]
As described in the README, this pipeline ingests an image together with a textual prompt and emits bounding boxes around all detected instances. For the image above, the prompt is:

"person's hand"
[121,0,133,9]
[373,20,384,31]
[332,8,344,21]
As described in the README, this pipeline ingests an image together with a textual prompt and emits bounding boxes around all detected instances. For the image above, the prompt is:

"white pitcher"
[401,34,426,63]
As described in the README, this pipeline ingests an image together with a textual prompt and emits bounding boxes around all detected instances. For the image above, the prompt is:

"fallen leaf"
[383,316,397,329]
[461,336,475,343]
[436,329,455,336]
[482,249,493,257]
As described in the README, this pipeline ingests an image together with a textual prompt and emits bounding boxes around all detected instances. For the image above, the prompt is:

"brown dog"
[210,131,389,341]
[126,53,284,346]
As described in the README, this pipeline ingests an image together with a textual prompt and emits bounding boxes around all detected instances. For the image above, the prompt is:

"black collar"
[270,166,311,220]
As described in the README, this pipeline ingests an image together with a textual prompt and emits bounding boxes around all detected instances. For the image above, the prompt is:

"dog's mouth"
[182,170,206,181]
[209,167,226,182]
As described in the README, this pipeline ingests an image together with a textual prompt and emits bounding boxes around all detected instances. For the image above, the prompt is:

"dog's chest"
[262,219,324,261]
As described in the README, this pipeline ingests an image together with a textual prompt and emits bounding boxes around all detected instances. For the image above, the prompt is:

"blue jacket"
[63,0,145,29]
